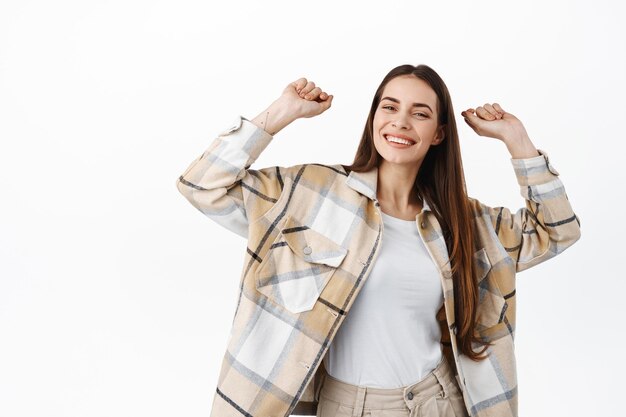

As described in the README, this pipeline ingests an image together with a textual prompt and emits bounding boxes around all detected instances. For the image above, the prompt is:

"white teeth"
[385,135,414,145]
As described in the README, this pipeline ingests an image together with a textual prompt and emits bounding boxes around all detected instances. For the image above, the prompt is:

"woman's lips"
[384,134,416,148]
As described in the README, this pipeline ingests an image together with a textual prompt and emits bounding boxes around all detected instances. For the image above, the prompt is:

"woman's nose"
[392,119,409,129]
[391,113,411,128]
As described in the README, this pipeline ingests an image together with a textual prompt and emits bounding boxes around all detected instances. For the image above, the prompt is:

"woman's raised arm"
[175,78,333,238]
[463,103,582,272]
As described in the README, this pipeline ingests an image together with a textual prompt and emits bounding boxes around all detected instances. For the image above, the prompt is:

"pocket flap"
[281,215,348,268]
[254,214,348,314]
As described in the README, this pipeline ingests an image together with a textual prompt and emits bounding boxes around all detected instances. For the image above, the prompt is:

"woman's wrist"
[251,99,297,136]
[503,133,540,159]
[499,123,539,159]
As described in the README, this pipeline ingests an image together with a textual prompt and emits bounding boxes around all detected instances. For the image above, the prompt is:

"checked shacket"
[176,115,581,417]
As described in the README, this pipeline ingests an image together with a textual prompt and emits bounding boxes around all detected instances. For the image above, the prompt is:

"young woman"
[176,64,581,417]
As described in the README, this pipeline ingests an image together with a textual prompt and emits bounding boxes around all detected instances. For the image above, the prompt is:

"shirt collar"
[344,165,431,212]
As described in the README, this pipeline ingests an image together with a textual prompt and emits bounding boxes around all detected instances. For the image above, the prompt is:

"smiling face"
[372,75,444,166]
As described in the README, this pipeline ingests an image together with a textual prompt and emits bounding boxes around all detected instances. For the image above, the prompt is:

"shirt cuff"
[217,114,274,161]
[510,148,561,186]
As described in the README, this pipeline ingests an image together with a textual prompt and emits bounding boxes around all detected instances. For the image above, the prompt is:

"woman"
[176,64,581,417]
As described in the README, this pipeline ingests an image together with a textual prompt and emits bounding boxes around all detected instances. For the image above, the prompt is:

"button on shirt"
[324,210,445,388]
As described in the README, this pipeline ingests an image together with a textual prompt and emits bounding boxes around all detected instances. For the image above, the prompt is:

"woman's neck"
[376,161,423,220]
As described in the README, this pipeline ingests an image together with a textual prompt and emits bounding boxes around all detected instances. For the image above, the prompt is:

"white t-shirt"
[324,210,444,388]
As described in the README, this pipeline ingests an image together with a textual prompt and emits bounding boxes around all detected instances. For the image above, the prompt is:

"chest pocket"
[474,247,507,330]
[255,214,348,314]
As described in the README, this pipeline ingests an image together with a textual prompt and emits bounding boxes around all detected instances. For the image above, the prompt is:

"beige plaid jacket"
[176,115,581,417]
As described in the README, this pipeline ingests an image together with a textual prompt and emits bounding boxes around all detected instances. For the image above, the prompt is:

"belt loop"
[351,386,367,417]
[432,361,449,399]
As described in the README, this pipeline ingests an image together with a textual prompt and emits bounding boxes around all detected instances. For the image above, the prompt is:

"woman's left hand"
[461,103,527,142]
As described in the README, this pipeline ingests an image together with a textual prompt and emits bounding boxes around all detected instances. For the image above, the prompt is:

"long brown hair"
[343,64,492,361]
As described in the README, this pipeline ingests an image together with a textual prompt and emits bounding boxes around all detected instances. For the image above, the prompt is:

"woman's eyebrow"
[381,96,432,112]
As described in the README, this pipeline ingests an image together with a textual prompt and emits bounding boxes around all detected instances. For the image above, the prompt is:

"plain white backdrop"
[1,0,624,416]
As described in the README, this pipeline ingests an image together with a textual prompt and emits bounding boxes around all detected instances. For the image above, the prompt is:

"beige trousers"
[316,357,470,417]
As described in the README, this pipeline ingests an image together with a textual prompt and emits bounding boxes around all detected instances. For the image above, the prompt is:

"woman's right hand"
[250,78,334,135]
[278,77,334,120]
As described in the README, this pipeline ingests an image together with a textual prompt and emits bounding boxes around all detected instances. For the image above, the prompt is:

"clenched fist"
[250,77,335,136]
[278,77,334,120]
[461,103,527,142]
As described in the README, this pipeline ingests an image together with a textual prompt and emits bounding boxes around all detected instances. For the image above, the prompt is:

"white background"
[1,0,624,416]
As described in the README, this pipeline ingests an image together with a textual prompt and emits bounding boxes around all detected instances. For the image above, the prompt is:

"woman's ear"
[434,125,446,145]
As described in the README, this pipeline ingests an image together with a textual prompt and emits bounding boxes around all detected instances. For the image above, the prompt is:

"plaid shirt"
[176,115,581,417]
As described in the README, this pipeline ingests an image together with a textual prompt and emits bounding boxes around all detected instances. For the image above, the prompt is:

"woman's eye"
[382,105,428,118]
